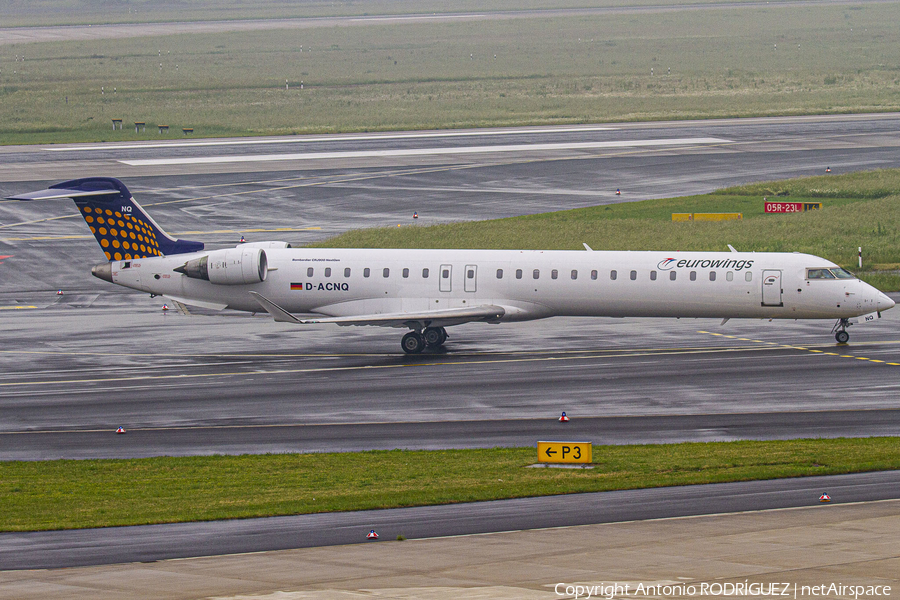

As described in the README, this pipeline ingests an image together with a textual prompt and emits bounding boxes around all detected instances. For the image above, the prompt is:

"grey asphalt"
[2,470,897,570]
[2,117,900,571]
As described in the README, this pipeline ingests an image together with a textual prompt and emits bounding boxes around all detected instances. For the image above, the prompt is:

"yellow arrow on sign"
[537,441,592,464]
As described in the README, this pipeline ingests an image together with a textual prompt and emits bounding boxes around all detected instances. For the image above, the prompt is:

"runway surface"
[2,115,900,457]
[1,116,899,569]
[2,1,890,46]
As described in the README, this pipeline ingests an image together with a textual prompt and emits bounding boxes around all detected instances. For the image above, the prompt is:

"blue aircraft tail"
[10,177,203,261]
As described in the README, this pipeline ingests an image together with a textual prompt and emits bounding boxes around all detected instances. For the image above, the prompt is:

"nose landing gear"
[833,318,851,344]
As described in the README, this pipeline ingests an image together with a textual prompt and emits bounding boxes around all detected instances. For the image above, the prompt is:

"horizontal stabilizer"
[7,187,121,201]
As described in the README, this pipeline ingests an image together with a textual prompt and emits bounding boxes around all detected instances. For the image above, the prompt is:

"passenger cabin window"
[726,271,734,282]
[516,269,523,279]
[650,271,657,281]
[402,268,409,278]
[383,268,390,278]
[610,270,617,280]
[307,267,314,277]
[709,271,716,281]
[551,269,558,280]
[571,270,577,280]
[630,270,637,281]
[745,272,753,282]
[344,267,351,277]
[533,269,540,280]
[669,271,676,281]
[690,271,697,281]
[467,269,475,279]
[442,268,450,279]
[324,267,331,277]
[497,269,504,279]
[422,268,429,278]
[364,268,370,278]
[591,270,598,280]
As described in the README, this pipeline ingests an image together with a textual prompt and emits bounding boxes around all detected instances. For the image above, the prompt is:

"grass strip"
[311,169,900,290]
[4,2,900,143]
[1,438,898,531]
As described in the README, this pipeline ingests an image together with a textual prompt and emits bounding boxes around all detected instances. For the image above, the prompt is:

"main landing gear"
[401,327,448,354]
[833,318,851,344]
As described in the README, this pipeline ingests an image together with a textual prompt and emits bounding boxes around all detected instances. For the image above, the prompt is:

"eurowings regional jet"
[11,177,895,353]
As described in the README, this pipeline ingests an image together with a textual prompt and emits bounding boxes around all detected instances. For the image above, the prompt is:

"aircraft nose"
[877,291,895,312]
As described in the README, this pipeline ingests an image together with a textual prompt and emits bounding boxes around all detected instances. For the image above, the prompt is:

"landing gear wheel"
[835,330,850,344]
[401,331,426,354]
[423,327,447,348]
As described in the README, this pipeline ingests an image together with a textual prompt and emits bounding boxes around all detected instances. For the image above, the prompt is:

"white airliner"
[12,177,894,353]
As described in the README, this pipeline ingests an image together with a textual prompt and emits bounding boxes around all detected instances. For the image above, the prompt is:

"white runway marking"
[119,137,730,167]
[46,126,616,152]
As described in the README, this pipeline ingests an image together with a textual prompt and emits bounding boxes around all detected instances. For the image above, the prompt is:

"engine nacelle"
[175,248,267,285]
[240,241,292,249]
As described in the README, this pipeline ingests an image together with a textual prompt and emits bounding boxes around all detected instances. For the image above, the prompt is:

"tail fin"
[9,177,203,260]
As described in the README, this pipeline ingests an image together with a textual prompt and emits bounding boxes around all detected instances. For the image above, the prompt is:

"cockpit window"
[831,267,855,279]
[807,268,836,279]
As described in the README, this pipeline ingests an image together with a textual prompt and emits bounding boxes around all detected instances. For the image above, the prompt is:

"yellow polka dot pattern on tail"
[79,206,161,260]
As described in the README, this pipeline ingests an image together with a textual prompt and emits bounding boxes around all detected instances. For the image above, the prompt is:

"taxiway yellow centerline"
[698,331,899,366]
[0,344,820,388]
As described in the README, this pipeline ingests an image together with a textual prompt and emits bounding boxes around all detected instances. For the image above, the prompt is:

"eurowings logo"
[658,258,677,270]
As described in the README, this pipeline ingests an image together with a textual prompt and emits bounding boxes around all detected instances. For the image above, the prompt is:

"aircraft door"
[762,270,783,306]
[439,264,452,292]
[464,264,477,292]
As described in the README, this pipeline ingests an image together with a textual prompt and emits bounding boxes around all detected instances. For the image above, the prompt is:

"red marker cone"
[162,304,169,311]
[559,411,569,422]
[413,211,418,219]
[366,530,379,539]
[825,167,831,173]
[819,493,831,502]
[57,289,64,296]
[240,235,245,243]
[115,427,126,434]
[616,188,621,195]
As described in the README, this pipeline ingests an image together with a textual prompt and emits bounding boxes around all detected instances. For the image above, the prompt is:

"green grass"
[311,168,900,289]
[3,1,900,143]
[2,438,898,531]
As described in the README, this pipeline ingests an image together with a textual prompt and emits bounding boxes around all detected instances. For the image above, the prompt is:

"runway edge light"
[559,411,569,422]
[366,530,379,540]
[819,493,831,503]
[115,427,126,434]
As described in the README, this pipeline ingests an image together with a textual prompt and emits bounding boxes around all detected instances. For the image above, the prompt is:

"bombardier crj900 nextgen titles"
[11,177,895,353]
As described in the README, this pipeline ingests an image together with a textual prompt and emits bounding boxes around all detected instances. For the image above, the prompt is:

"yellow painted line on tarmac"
[0,344,796,389]
[0,305,37,310]
[698,331,900,366]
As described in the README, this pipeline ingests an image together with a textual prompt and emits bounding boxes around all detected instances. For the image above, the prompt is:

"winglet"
[728,244,738,253]
[583,243,594,251]
[249,291,301,323]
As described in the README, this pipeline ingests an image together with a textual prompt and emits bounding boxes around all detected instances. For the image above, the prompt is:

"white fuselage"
[107,248,893,322]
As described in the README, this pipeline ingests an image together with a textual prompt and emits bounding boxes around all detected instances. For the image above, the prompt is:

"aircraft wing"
[249,291,505,328]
